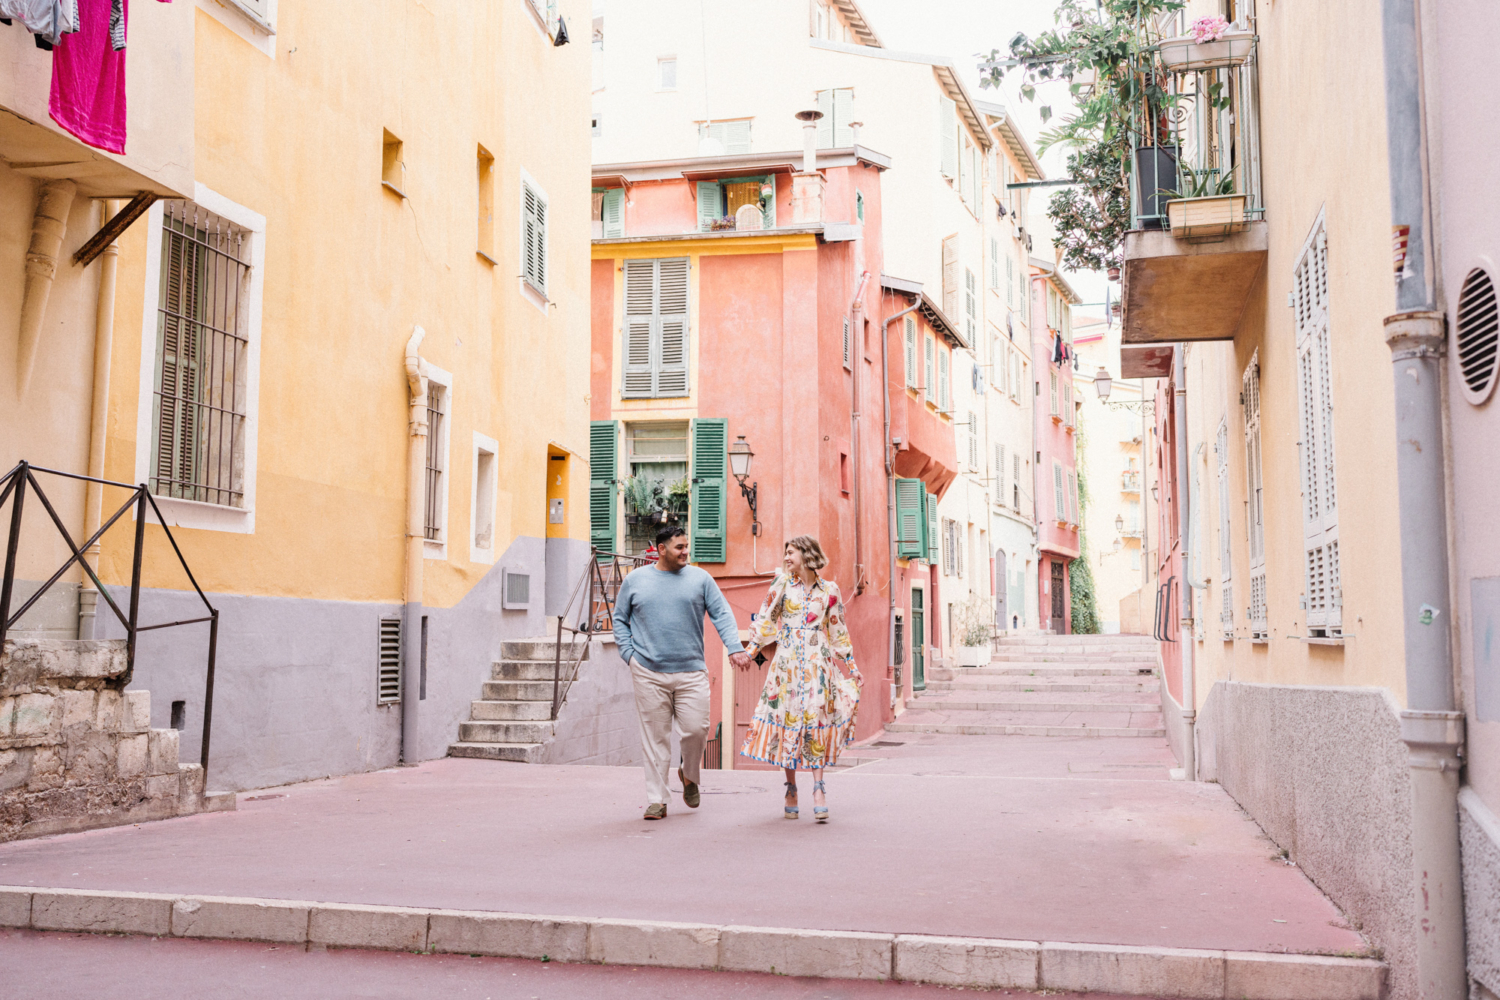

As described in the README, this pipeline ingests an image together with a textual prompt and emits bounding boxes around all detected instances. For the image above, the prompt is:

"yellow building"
[1,1,592,791]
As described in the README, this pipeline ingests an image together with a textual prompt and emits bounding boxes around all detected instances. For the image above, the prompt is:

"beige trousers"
[629,659,711,806]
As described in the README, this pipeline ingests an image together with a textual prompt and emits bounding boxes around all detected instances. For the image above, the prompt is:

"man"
[613,525,751,820]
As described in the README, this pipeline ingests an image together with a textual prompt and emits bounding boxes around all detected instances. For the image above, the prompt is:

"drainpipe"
[1380,0,1465,994]
[850,270,870,593]
[1173,344,1195,781]
[402,327,430,764]
[16,180,77,400]
[883,296,921,687]
[79,200,120,639]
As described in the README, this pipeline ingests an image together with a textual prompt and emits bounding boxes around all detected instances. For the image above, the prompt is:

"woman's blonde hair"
[784,535,827,572]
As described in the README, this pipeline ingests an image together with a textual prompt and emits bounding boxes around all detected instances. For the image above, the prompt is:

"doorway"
[1050,559,1066,630]
[911,587,926,691]
[995,548,1008,629]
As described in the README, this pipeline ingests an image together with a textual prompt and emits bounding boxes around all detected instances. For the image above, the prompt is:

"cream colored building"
[2,1,593,791]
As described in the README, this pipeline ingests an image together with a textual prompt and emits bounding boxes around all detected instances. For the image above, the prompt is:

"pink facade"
[1030,268,1080,632]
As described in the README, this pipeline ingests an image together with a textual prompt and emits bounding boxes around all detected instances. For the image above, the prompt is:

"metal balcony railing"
[1121,471,1141,493]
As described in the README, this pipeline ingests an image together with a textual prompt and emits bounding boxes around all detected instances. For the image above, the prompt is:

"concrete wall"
[1196,681,1417,1000]
[1460,789,1500,996]
[535,637,640,767]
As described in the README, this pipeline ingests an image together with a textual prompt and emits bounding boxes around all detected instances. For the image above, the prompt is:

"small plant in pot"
[667,476,691,518]
[1164,167,1248,238]
[952,594,994,668]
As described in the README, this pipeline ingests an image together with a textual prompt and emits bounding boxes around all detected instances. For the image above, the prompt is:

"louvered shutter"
[968,411,979,468]
[925,492,940,563]
[965,268,977,343]
[895,478,924,558]
[696,182,723,231]
[523,182,547,294]
[1243,355,1267,638]
[816,89,834,148]
[657,258,690,397]
[938,350,950,410]
[989,237,1000,289]
[1053,464,1065,521]
[689,418,728,562]
[970,144,982,210]
[1066,470,1077,523]
[1216,420,1233,637]
[622,260,656,398]
[905,317,917,387]
[938,96,957,179]
[1063,383,1073,426]
[924,336,935,401]
[996,444,1006,498]
[722,119,752,154]
[589,421,619,557]
[1294,228,1339,633]
[832,88,854,146]
[1050,370,1059,415]
[942,236,959,316]
[601,188,624,238]
[1013,454,1021,508]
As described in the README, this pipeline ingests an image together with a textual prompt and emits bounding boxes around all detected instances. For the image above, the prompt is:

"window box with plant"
[1165,167,1249,239]
[1158,17,1255,73]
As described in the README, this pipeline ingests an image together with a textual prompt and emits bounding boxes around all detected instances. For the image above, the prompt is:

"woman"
[739,536,861,823]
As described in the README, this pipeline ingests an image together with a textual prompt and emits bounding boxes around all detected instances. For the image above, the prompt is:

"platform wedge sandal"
[784,780,799,819]
[813,778,829,823]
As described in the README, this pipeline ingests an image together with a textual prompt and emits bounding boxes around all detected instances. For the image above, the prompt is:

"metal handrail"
[0,461,220,779]
[549,548,653,720]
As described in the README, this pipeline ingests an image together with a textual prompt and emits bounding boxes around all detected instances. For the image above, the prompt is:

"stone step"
[458,720,556,744]
[447,741,540,762]
[967,665,1156,678]
[886,720,1166,738]
[995,635,1156,645]
[988,652,1157,663]
[491,659,571,682]
[468,700,555,722]
[481,680,570,702]
[499,639,590,662]
[925,679,1156,694]
[912,697,1160,713]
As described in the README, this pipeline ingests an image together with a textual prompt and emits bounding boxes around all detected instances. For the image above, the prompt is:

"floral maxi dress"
[739,573,862,769]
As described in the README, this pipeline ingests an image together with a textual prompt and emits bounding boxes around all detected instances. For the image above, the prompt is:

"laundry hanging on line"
[48,0,171,155]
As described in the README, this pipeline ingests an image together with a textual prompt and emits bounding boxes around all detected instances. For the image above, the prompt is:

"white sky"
[857,0,1113,316]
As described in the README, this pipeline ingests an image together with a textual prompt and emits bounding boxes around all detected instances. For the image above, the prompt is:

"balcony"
[1121,471,1140,493]
[1121,33,1266,345]
[0,0,193,199]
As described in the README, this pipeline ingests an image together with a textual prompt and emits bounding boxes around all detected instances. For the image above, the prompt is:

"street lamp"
[1115,514,1125,533]
[729,435,761,536]
[1094,367,1113,401]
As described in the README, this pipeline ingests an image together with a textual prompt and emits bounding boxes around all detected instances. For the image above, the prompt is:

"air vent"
[1457,267,1499,404]
[378,617,402,703]
[503,570,532,610]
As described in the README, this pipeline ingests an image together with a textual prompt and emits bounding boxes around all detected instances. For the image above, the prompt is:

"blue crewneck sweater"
[612,564,745,672]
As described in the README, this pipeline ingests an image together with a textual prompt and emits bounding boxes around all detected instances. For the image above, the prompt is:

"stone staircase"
[889,633,1164,738]
[447,639,585,763]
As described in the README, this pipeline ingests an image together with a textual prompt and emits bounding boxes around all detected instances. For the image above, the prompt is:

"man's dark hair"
[656,525,688,548]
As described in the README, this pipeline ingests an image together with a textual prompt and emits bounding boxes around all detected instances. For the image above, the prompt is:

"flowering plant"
[1190,16,1229,43]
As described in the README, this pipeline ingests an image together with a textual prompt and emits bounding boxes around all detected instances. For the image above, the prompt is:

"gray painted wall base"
[1461,787,1500,998]
[96,535,591,793]
[531,637,641,767]
[1196,681,1417,1000]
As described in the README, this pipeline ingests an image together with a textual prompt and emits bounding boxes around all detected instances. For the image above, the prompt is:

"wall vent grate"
[503,570,532,610]
[378,617,402,703]
[1457,267,1499,404]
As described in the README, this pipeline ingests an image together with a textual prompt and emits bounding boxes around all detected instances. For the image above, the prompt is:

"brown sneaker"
[678,767,700,809]
[643,803,667,820]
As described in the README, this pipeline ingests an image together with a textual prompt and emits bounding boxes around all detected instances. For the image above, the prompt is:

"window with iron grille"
[425,383,448,541]
[151,202,251,508]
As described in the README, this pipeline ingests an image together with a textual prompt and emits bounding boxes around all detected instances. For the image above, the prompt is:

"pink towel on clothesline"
[49,0,171,155]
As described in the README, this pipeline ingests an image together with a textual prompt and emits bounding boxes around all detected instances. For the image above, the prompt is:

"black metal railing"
[549,548,653,720]
[1152,575,1178,643]
[0,461,220,777]
[702,721,722,770]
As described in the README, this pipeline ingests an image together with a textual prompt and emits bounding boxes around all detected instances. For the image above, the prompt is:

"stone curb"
[0,886,1385,999]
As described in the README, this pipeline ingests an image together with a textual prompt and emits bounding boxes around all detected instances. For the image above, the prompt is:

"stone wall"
[1461,788,1500,997]
[534,638,641,767]
[0,638,231,842]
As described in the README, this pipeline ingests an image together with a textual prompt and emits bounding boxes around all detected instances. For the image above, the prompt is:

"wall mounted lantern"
[1115,514,1125,533]
[729,435,761,536]
[1094,367,1113,401]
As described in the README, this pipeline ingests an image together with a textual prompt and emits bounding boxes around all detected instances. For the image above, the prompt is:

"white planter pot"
[1158,31,1255,72]
[957,645,989,668]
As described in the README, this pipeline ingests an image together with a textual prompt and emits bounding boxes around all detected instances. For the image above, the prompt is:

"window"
[924,335,935,402]
[1063,383,1073,427]
[968,411,979,469]
[941,235,959,317]
[1053,462,1066,522]
[905,317,917,388]
[696,176,775,231]
[698,119,752,154]
[816,88,855,148]
[595,187,624,239]
[423,377,451,554]
[150,201,253,509]
[381,129,404,196]
[658,57,677,90]
[1294,221,1340,636]
[938,349,950,411]
[1244,353,1267,639]
[938,95,958,180]
[471,433,498,564]
[1013,453,1022,510]
[590,420,619,554]
[1216,419,1233,638]
[622,257,690,398]
[1006,254,1015,308]
[842,317,852,369]
[964,268,978,345]
[995,444,1005,500]
[623,422,689,556]
[477,145,495,261]
[856,191,865,223]
[591,112,602,137]
[1011,351,1021,400]
[959,134,973,207]
[989,236,1000,291]
[1049,370,1059,417]
[521,177,548,297]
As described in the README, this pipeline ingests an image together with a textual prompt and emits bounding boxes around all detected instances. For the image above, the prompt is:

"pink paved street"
[0,733,1366,957]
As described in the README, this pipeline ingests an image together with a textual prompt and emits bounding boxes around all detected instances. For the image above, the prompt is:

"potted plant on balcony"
[1157,17,1255,73]
[622,476,652,525]
[1165,166,1248,239]
[666,476,691,521]
[953,595,994,667]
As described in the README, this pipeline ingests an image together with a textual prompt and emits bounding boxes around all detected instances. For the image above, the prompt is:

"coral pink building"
[1030,262,1082,632]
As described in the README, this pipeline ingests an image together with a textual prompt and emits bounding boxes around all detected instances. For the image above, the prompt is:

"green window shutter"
[697,182,723,231]
[590,421,619,557]
[895,478,924,558]
[925,492,940,563]
[816,89,834,148]
[689,418,728,562]
[601,188,624,238]
[924,336,934,401]
[833,88,855,146]
[622,260,655,398]
[938,96,957,179]
[938,350,950,410]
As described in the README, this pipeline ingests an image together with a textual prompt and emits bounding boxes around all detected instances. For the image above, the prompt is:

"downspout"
[402,327,430,764]
[1380,0,1465,994]
[883,296,921,696]
[79,200,120,639]
[850,270,870,593]
[1173,344,1195,781]
[16,180,77,399]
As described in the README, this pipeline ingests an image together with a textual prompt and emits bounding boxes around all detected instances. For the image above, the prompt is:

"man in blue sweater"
[613,526,751,820]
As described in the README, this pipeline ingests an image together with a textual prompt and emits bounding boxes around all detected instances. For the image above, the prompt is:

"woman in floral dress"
[739,536,861,823]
